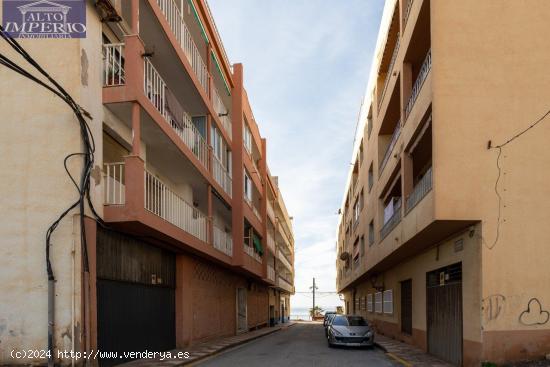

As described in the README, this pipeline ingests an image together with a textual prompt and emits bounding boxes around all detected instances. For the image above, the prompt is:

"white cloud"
[209,0,384,311]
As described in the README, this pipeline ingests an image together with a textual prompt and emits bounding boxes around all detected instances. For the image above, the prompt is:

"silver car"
[327,315,374,347]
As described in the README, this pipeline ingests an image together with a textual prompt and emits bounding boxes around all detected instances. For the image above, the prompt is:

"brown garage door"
[426,262,463,366]
[401,279,412,335]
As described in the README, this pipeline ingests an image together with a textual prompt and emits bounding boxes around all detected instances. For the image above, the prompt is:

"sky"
[208,0,385,311]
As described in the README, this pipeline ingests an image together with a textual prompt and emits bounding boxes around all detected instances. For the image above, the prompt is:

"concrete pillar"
[123,155,144,217]
[130,0,139,34]
[401,152,414,215]
[131,102,140,156]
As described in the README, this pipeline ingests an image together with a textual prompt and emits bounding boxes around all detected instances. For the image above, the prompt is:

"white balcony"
[102,43,125,87]
[103,162,125,205]
[277,276,293,293]
[212,154,232,197]
[212,85,232,140]
[267,265,276,282]
[244,244,262,263]
[144,57,209,169]
[145,169,208,242]
[278,251,292,271]
[213,224,233,256]
[267,200,275,220]
[267,233,276,253]
[155,0,209,95]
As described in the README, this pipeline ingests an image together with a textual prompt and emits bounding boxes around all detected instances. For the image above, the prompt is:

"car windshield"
[347,316,368,326]
[331,316,348,326]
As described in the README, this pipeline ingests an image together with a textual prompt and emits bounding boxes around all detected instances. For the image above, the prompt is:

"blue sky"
[209,0,385,310]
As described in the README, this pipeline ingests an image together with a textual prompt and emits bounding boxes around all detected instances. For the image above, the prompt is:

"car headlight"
[363,331,373,337]
[331,328,343,336]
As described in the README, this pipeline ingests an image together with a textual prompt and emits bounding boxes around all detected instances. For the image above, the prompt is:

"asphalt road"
[197,322,400,367]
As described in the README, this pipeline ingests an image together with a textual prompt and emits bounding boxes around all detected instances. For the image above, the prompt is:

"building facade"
[0,0,294,365]
[336,0,550,366]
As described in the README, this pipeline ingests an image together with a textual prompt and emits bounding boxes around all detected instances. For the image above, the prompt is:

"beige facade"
[336,0,550,365]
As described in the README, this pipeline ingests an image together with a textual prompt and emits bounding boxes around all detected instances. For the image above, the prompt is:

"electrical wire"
[485,108,550,249]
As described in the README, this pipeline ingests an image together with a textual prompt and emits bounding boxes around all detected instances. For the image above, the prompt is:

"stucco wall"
[0,3,103,364]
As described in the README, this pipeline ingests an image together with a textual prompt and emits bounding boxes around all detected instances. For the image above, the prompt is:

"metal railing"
[244,244,262,263]
[267,265,276,282]
[144,58,209,168]
[380,198,402,240]
[212,85,232,140]
[213,224,233,256]
[369,226,375,246]
[104,162,125,204]
[212,155,232,197]
[267,233,276,253]
[403,0,414,30]
[103,43,125,86]
[145,170,208,242]
[378,35,400,109]
[156,0,209,95]
[278,251,292,271]
[405,49,432,119]
[379,121,401,173]
[406,166,433,213]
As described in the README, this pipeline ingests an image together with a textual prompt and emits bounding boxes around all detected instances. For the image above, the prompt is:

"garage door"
[97,229,176,366]
[426,262,463,366]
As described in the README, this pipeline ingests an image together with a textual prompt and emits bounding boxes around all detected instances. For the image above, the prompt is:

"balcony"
[278,251,292,271]
[267,232,276,254]
[406,166,433,214]
[380,197,402,240]
[378,35,400,110]
[212,154,232,197]
[403,0,414,30]
[267,200,275,221]
[244,244,262,263]
[144,57,209,169]
[379,121,401,174]
[213,224,233,256]
[103,43,125,87]
[144,169,208,242]
[155,0,209,95]
[277,276,294,293]
[267,265,276,282]
[212,85,232,140]
[405,49,432,120]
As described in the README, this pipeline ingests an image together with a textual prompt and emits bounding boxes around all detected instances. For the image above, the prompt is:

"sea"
[290,306,340,321]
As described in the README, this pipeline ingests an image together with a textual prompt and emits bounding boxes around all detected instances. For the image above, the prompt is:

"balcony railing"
[213,224,233,256]
[103,43,125,87]
[267,232,276,253]
[144,57,209,169]
[406,166,433,213]
[403,0,414,30]
[277,276,294,293]
[380,198,402,240]
[267,200,275,220]
[145,170,208,242]
[253,205,262,222]
[378,35,400,109]
[379,121,401,174]
[155,0,209,95]
[267,265,276,282]
[104,162,125,204]
[212,155,232,197]
[405,49,432,120]
[244,244,262,263]
[212,85,232,140]
[278,251,292,271]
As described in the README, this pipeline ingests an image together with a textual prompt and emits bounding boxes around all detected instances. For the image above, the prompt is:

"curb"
[374,341,388,353]
[183,323,296,366]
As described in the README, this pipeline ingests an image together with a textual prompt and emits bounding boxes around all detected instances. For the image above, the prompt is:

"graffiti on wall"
[482,294,506,322]
[519,298,549,326]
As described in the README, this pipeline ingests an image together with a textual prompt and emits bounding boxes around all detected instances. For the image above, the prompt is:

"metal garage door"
[426,262,463,366]
[97,229,176,366]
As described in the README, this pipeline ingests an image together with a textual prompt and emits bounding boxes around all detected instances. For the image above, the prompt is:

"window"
[367,294,373,312]
[360,236,365,257]
[353,199,360,225]
[244,170,252,203]
[369,221,375,246]
[243,121,252,154]
[383,289,393,314]
[359,140,364,165]
[211,126,232,173]
[332,315,348,326]
[375,292,383,313]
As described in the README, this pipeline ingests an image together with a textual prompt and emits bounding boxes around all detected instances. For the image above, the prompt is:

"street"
[196,322,400,367]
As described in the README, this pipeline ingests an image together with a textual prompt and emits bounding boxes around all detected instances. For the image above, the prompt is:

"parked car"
[323,313,337,336]
[323,311,336,327]
[326,315,374,348]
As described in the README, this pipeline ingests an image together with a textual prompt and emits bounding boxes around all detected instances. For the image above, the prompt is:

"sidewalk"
[374,334,453,367]
[120,322,296,367]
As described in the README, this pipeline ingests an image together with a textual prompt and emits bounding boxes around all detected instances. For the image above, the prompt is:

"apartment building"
[336,0,550,365]
[0,0,294,365]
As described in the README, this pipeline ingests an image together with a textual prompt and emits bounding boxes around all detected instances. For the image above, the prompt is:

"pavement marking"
[386,352,413,367]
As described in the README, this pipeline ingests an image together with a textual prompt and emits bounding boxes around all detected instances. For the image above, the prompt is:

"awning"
[253,234,264,256]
